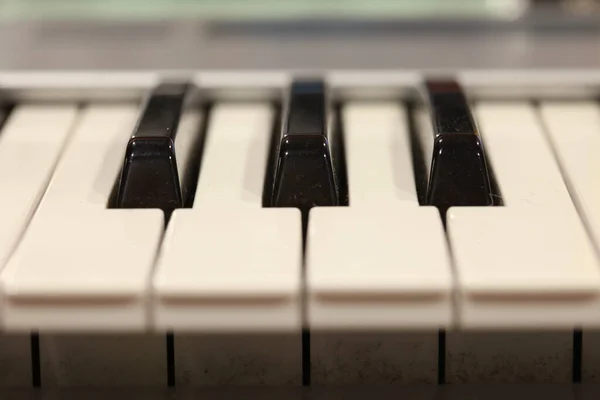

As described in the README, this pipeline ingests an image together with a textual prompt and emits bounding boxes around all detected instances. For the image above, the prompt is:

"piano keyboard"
[0,71,599,389]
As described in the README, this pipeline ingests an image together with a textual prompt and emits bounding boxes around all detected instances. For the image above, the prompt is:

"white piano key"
[540,103,600,383]
[192,103,274,209]
[341,102,418,207]
[308,103,450,384]
[0,105,77,274]
[153,207,302,331]
[152,103,302,385]
[539,102,600,251]
[153,103,302,331]
[0,106,77,386]
[307,103,452,329]
[34,105,138,212]
[447,102,600,328]
[307,207,451,329]
[0,105,165,332]
[473,102,574,210]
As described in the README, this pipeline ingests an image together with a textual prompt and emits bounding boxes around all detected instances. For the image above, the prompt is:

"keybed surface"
[0,72,599,388]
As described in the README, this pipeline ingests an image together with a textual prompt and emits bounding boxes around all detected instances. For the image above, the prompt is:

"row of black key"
[112,78,498,225]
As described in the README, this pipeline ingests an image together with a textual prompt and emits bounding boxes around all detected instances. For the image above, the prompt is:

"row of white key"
[0,100,598,332]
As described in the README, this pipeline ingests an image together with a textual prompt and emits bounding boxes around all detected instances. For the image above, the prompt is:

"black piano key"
[113,83,204,388]
[423,79,495,213]
[268,79,341,211]
[264,80,347,388]
[115,82,201,213]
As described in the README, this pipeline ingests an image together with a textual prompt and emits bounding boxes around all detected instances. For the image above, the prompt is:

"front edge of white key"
[307,207,453,330]
[152,208,303,332]
[0,106,166,332]
[0,210,165,332]
[449,207,600,329]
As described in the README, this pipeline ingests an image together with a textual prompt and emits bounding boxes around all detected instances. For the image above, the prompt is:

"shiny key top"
[419,80,495,215]
[116,82,202,214]
[268,79,342,211]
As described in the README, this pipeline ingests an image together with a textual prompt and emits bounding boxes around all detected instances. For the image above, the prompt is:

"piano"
[1,2,600,399]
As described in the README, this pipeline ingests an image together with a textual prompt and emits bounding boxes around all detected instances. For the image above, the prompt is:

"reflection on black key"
[423,79,495,213]
[268,79,341,210]
[115,82,201,213]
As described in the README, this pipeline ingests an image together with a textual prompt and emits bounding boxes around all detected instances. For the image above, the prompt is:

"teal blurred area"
[0,0,528,21]
[0,0,597,70]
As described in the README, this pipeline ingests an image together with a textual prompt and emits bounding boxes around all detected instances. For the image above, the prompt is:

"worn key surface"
[422,80,495,215]
[116,82,201,213]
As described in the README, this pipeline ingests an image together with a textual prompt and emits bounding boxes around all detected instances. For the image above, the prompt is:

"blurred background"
[0,0,598,70]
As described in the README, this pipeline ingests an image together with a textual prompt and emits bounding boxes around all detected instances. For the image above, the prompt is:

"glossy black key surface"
[116,83,198,212]
[268,79,341,210]
[423,79,495,212]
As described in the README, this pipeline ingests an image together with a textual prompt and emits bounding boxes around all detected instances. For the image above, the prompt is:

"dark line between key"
[110,94,211,389]
[413,84,509,385]
[406,101,428,206]
[261,102,282,209]
[160,102,212,388]
[263,99,305,385]
[573,329,582,383]
[300,206,313,386]
[407,100,447,384]
[0,103,14,133]
[30,332,41,387]
[332,102,349,209]
[302,327,311,386]
[301,105,348,386]
[265,83,348,386]
[437,330,446,385]
[472,110,503,208]
[533,103,591,386]
[182,102,212,209]
[166,332,175,387]
[260,104,312,384]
